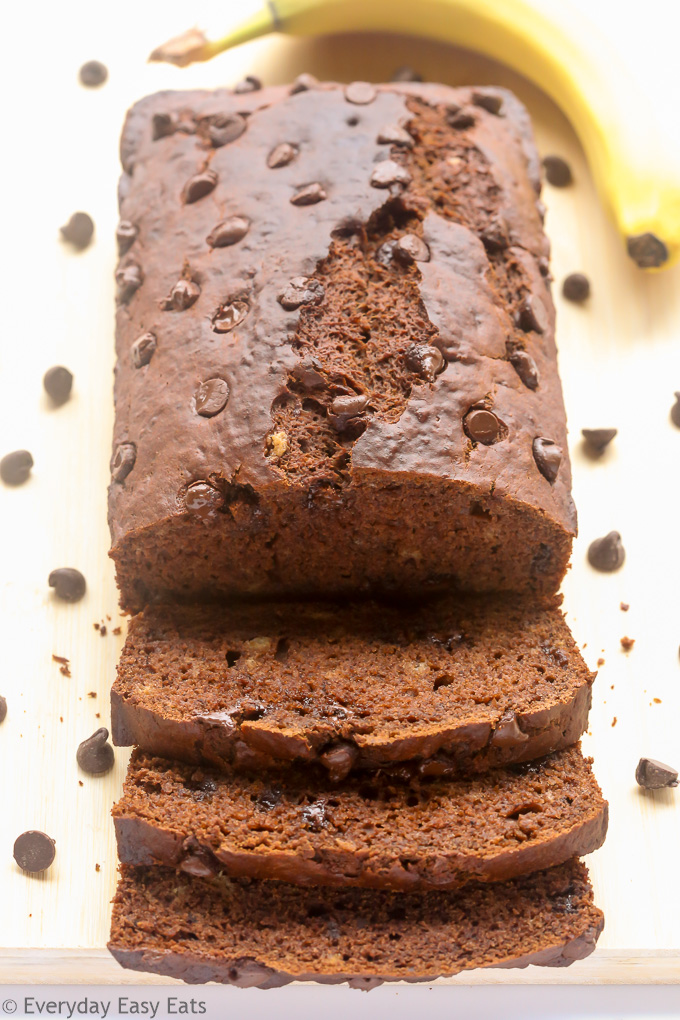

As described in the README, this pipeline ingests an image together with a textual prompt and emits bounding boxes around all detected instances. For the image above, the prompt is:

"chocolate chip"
[620,636,635,651]
[480,217,509,252]
[278,277,325,311]
[208,113,246,148]
[375,240,400,266]
[471,90,503,115]
[376,124,414,147]
[635,757,678,790]
[212,300,249,333]
[390,66,423,82]
[290,360,326,391]
[181,854,218,878]
[532,437,562,483]
[345,81,376,105]
[110,442,136,482]
[491,712,529,748]
[581,428,617,453]
[396,234,430,263]
[182,170,218,204]
[509,350,539,390]
[115,263,143,304]
[43,365,73,405]
[234,75,262,93]
[60,212,94,250]
[48,567,86,602]
[542,155,572,187]
[670,392,680,428]
[562,272,590,302]
[319,741,358,781]
[79,60,108,87]
[627,233,668,269]
[76,727,115,776]
[267,143,298,168]
[152,112,176,140]
[13,831,56,873]
[206,216,250,248]
[370,160,411,189]
[538,256,552,278]
[464,409,502,445]
[161,278,200,311]
[184,481,224,518]
[116,220,137,256]
[290,73,319,94]
[327,394,369,432]
[1,450,33,485]
[405,343,444,381]
[517,294,549,334]
[290,183,327,206]
[446,110,476,130]
[131,332,157,368]
[587,531,625,572]
[0,696,6,723]
[195,378,230,418]
[536,200,547,223]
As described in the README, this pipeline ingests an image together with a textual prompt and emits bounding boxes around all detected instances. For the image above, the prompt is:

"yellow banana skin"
[152,0,680,269]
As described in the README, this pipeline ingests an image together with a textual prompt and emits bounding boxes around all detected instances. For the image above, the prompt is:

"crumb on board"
[610,684,615,690]
[95,863,101,872]
[597,657,605,667]
[611,717,617,727]
[113,626,122,635]
[620,636,635,651]
[59,716,63,723]
[100,625,107,637]
[87,692,97,698]
[653,698,662,704]
[95,712,100,718]
[620,602,629,611]
[52,654,71,677]
[78,780,83,787]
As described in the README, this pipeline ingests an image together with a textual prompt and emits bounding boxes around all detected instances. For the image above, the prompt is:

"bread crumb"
[52,653,71,677]
[95,863,101,872]
[78,780,83,787]
[620,602,629,611]
[95,712,101,718]
[653,698,662,704]
[620,636,635,651]
[597,657,605,667]
[87,691,97,698]
[113,626,122,636]
[611,717,617,727]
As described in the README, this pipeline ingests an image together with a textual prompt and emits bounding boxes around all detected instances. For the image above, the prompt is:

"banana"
[150,0,680,270]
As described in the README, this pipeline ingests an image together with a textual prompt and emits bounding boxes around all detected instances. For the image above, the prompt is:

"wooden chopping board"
[1,0,679,986]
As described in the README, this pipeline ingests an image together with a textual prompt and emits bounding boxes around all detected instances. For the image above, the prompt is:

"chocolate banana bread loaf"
[111,594,594,776]
[114,745,607,890]
[108,859,603,986]
[111,80,575,613]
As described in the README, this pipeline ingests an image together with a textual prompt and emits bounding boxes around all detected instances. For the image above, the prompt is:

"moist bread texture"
[114,745,607,890]
[111,595,594,776]
[110,81,575,613]
[108,859,603,987]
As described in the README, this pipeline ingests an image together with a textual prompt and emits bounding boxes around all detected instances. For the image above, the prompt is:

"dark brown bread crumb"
[620,636,635,651]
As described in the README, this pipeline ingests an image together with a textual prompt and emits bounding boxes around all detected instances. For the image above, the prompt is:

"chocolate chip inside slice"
[208,113,246,148]
[206,216,250,248]
[0,695,6,723]
[212,301,249,333]
[518,294,549,334]
[581,428,617,453]
[182,170,218,204]
[234,75,262,93]
[13,831,56,873]
[405,344,444,381]
[635,757,678,789]
[376,124,414,147]
[542,155,572,187]
[195,378,230,418]
[290,73,319,94]
[131,332,157,368]
[562,273,591,302]
[161,278,200,311]
[48,567,87,602]
[532,437,562,483]
[509,351,539,390]
[278,277,325,311]
[670,392,680,428]
[267,143,298,169]
[184,481,224,519]
[43,366,73,405]
[79,60,108,87]
[290,183,327,206]
[111,442,137,482]
[60,212,94,249]
[115,263,143,304]
[327,394,369,432]
[390,66,423,82]
[471,90,503,115]
[587,531,625,571]
[1,449,33,485]
[319,741,358,781]
[370,160,411,188]
[396,234,430,263]
[345,81,376,105]
[464,409,502,445]
[116,220,138,256]
[76,727,115,775]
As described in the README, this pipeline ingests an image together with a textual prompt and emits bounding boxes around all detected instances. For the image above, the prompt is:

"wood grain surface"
[1,0,679,986]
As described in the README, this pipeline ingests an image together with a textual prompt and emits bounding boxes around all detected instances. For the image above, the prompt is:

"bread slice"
[113,746,606,890]
[108,859,603,987]
[111,595,594,776]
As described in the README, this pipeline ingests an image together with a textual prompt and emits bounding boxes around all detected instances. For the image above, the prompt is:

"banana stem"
[149,9,276,66]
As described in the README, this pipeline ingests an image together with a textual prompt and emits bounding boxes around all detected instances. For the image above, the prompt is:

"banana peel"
[150,0,680,270]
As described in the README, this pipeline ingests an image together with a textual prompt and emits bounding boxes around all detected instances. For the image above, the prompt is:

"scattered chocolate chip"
[471,90,503,115]
[581,428,617,453]
[1,450,33,485]
[79,60,108,87]
[60,212,94,250]
[234,75,262,93]
[206,216,250,248]
[211,300,249,333]
[290,73,319,94]
[184,481,224,518]
[267,143,298,168]
[636,757,678,790]
[376,124,414,147]
[627,232,668,269]
[327,394,369,432]
[116,220,138,256]
[396,233,430,263]
[345,81,376,105]
[670,392,680,428]
[587,531,625,572]
[620,602,629,611]
[161,278,200,311]
[464,409,502,445]
[319,741,358,781]
[152,112,176,140]
[208,113,246,148]
[195,378,230,418]
[446,109,476,130]
[131,332,157,368]
[43,366,73,405]
[532,437,562,483]
[390,66,423,82]
[13,831,56,874]
[370,160,411,189]
[542,155,572,187]
[110,442,136,482]
[509,350,539,390]
[517,294,549,334]
[405,343,444,381]
[182,170,218,204]
[76,727,115,775]
[49,567,86,602]
[562,272,590,302]
[115,263,143,304]
[0,696,6,723]
[290,183,327,206]
[278,277,325,311]
[621,636,635,651]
